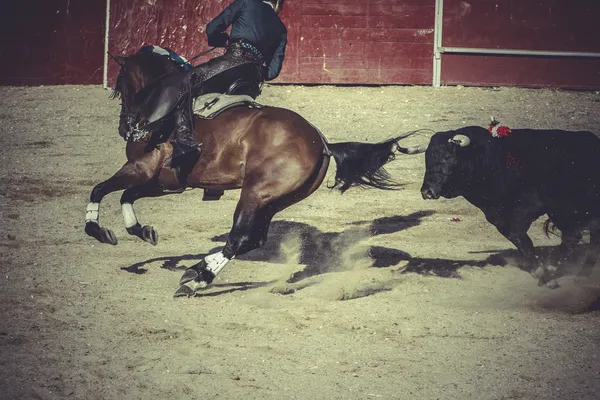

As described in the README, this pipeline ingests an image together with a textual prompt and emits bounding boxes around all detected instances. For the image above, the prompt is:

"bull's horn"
[448,134,471,147]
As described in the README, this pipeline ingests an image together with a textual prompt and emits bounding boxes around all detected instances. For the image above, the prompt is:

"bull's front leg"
[575,229,600,282]
[548,227,581,273]
[488,214,559,289]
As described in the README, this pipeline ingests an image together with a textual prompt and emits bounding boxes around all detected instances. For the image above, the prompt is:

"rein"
[133,46,220,97]
[151,47,219,81]
[188,47,218,63]
[113,46,221,142]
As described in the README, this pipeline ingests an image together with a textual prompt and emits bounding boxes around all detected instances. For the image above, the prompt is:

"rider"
[137,0,288,168]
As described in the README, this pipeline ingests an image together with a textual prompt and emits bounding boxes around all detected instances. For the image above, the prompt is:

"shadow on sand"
[122,211,600,308]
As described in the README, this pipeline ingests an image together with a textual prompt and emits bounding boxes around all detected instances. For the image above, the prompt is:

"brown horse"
[85,49,423,297]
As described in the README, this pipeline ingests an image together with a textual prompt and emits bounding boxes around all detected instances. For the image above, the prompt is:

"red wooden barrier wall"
[107,0,436,86]
[1,0,598,89]
[0,0,104,86]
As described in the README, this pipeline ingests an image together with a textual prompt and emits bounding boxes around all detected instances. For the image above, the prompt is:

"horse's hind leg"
[85,161,156,245]
[175,192,276,297]
[120,180,175,245]
[175,156,330,297]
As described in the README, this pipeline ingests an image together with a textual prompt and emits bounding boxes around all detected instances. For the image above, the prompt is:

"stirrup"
[203,189,225,201]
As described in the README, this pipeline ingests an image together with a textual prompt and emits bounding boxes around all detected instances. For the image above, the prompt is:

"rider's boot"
[166,106,201,169]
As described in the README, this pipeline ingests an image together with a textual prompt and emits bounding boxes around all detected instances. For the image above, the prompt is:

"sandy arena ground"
[1,83,600,400]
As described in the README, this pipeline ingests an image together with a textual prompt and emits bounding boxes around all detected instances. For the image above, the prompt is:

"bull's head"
[421,131,472,200]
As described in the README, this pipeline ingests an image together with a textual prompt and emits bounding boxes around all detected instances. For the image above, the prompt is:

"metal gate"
[433,0,600,89]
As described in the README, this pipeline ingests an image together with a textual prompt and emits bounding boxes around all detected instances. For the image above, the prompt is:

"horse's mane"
[110,73,123,100]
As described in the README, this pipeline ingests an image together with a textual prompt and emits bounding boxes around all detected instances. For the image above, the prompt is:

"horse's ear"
[108,52,126,66]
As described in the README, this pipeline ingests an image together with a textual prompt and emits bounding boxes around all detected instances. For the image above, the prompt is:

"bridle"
[110,46,225,141]
[113,64,151,141]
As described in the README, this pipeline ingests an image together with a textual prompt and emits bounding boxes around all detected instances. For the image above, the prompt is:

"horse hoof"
[141,226,158,246]
[179,268,199,285]
[85,222,118,245]
[530,266,545,280]
[174,284,195,298]
[546,264,559,274]
[127,224,158,245]
[546,278,560,289]
[173,280,209,298]
[537,275,559,289]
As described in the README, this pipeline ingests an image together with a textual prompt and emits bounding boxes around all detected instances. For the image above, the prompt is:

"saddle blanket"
[193,93,263,119]
[193,93,331,156]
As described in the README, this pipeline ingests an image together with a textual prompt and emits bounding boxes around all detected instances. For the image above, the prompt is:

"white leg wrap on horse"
[205,251,230,277]
[85,202,100,224]
[121,203,138,228]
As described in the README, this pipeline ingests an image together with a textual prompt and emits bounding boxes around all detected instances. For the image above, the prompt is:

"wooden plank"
[367,43,432,59]
[371,56,433,70]
[368,13,434,29]
[300,39,366,58]
[369,28,434,43]
[298,57,369,70]
[302,15,369,29]
[299,28,370,41]
[301,4,368,16]
[303,0,370,4]
[370,4,435,17]
[372,0,436,4]
[290,67,431,84]
[299,27,434,43]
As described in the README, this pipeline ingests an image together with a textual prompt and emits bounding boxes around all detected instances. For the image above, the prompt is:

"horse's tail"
[328,133,423,193]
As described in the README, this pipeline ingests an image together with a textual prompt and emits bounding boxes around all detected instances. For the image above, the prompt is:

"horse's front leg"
[85,158,159,245]
[121,181,182,245]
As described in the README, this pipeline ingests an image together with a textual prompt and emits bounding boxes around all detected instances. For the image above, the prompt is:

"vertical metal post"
[432,0,443,87]
[103,0,111,89]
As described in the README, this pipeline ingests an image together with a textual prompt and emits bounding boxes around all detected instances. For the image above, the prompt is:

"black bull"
[421,126,600,288]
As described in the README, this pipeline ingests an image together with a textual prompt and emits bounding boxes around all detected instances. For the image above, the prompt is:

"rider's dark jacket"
[136,0,287,127]
[206,0,287,81]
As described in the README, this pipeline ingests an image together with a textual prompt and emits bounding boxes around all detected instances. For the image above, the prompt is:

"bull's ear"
[108,52,126,66]
[448,134,471,147]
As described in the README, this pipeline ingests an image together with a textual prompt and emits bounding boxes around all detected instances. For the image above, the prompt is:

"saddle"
[193,93,331,157]
[169,93,265,199]
[193,93,263,119]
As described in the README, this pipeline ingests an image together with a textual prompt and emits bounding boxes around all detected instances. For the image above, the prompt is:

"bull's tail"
[396,143,428,154]
[544,218,560,238]
[328,132,424,193]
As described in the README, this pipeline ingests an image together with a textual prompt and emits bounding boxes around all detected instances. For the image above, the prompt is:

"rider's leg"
[168,63,262,170]
[168,93,201,168]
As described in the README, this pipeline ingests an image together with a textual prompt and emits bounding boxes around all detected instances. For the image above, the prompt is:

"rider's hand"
[208,32,229,47]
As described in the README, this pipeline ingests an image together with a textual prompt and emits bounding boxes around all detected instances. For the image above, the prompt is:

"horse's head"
[108,50,179,140]
[109,52,153,106]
